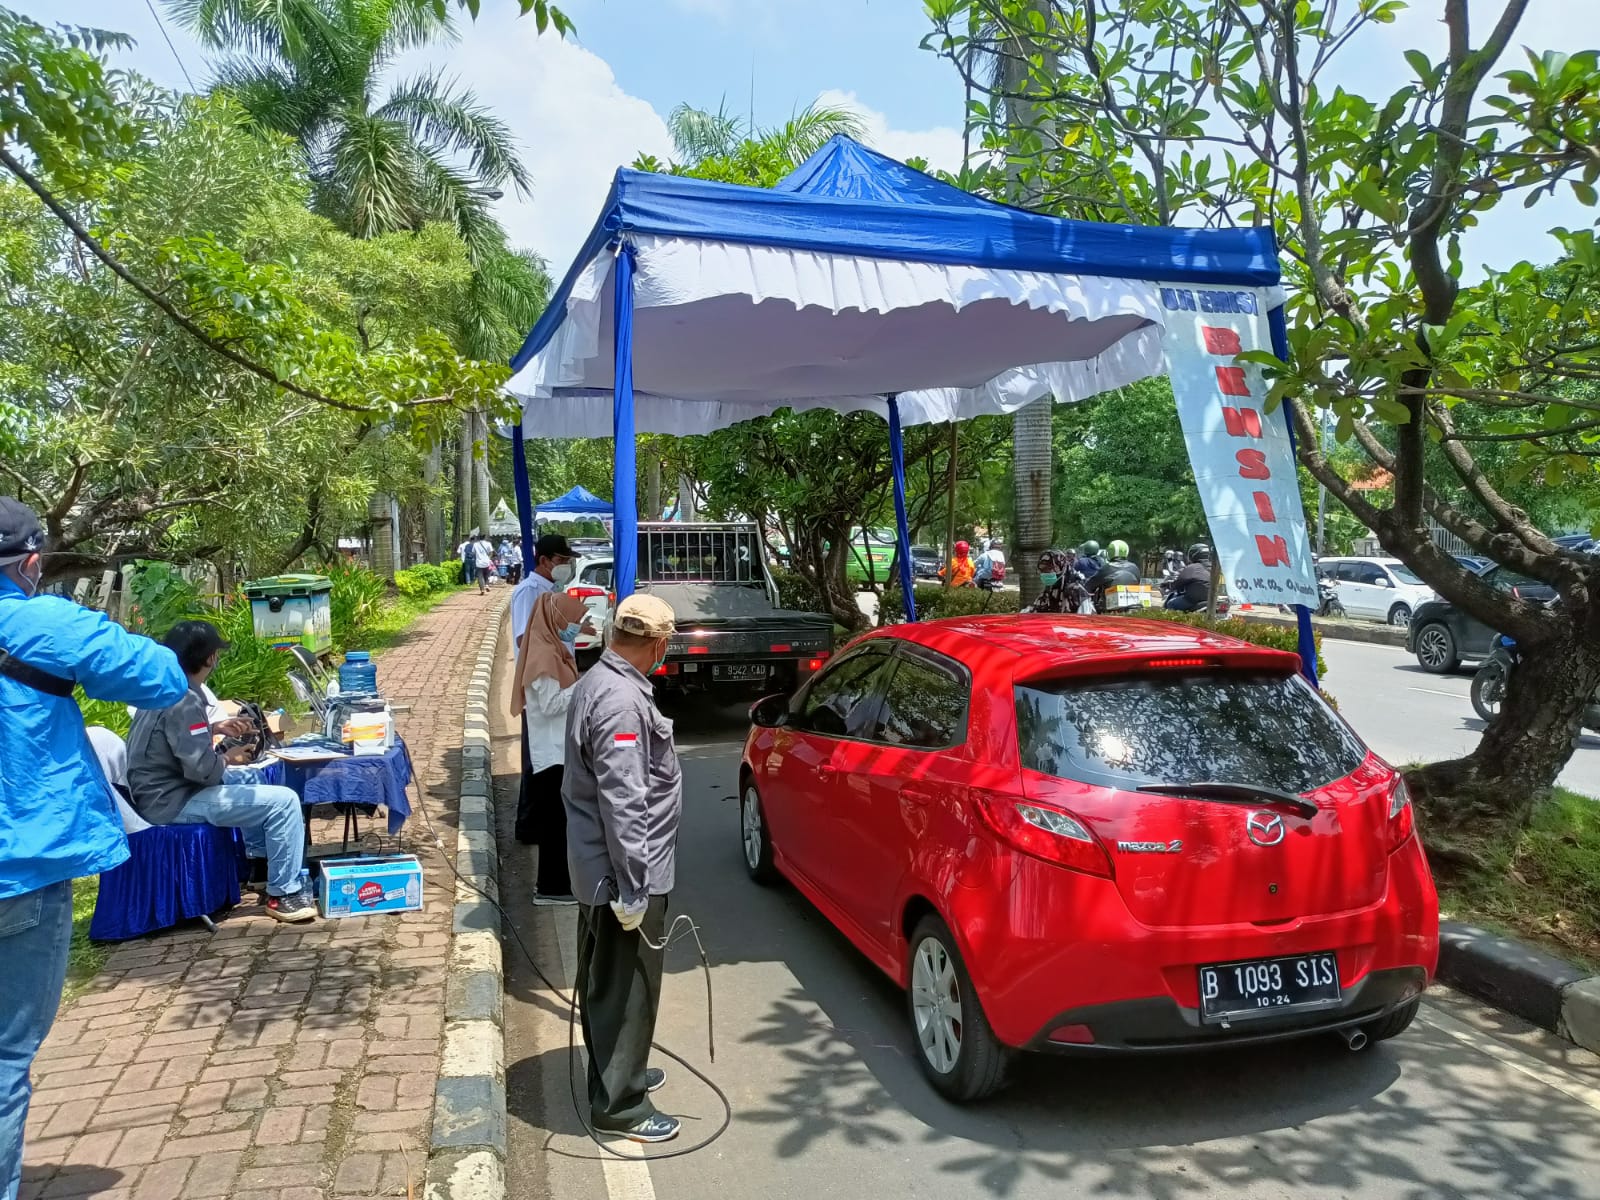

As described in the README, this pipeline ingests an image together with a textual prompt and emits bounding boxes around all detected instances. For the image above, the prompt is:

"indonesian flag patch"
[614,732,639,745]
[189,722,209,737]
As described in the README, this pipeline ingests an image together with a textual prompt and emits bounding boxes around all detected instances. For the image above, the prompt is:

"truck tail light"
[805,656,828,672]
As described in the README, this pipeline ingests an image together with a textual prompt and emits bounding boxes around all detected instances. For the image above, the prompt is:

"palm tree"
[666,98,867,171]
[167,0,528,252]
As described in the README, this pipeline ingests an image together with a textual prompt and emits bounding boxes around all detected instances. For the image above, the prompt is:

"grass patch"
[1432,787,1600,971]
[65,876,108,1002]
[351,583,469,655]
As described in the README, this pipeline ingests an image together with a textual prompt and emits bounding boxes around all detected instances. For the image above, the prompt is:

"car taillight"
[651,663,679,677]
[568,586,606,599]
[1386,777,1415,851]
[804,656,827,672]
[972,796,1112,878]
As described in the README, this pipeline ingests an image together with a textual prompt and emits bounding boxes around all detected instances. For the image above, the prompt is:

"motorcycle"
[1317,579,1346,618]
[1471,633,1600,729]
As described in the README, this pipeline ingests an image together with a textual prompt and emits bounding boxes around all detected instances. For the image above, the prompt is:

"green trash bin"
[243,574,333,654]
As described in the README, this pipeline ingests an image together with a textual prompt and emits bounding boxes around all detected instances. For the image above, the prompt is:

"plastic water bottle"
[338,651,377,694]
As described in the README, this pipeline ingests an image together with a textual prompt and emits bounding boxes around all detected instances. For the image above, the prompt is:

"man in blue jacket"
[0,499,188,1200]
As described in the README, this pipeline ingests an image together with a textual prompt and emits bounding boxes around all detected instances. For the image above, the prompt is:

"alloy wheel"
[1417,625,1453,670]
[911,936,964,1074]
[741,787,763,871]
[1388,604,1413,628]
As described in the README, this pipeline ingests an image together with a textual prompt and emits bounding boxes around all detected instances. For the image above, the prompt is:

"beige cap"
[614,593,676,638]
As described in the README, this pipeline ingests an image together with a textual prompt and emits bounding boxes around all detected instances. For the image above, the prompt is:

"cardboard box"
[1105,585,1157,610]
[317,855,424,919]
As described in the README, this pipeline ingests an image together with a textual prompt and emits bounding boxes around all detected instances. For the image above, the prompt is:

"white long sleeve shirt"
[523,676,576,773]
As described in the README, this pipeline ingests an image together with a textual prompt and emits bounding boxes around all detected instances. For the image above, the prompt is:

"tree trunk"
[457,413,475,539]
[646,456,662,521]
[473,411,492,537]
[677,474,697,522]
[1409,620,1600,829]
[422,441,445,563]
[1012,397,1053,605]
[1002,5,1058,608]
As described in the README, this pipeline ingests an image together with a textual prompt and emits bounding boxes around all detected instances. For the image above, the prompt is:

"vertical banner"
[1159,284,1317,608]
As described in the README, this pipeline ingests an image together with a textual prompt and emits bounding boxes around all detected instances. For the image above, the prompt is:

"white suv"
[1317,557,1436,627]
[565,554,613,657]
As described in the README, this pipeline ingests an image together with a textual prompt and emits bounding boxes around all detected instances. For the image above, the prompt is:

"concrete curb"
[426,596,509,1200]
[1436,920,1600,1055]
[1238,609,1409,648]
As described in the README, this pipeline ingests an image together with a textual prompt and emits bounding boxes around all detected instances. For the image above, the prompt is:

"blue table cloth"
[264,740,414,834]
[91,823,245,941]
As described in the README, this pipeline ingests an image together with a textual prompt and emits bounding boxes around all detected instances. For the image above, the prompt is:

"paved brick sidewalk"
[21,589,508,1200]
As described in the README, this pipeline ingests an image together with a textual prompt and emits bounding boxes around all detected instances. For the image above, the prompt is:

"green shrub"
[416,563,459,592]
[437,558,470,586]
[124,561,202,639]
[327,560,386,645]
[393,568,431,598]
[772,569,830,615]
[1106,607,1327,681]
[883,584,1020,622]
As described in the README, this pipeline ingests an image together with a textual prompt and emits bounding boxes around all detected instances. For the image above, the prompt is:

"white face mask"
[550,563,574,587]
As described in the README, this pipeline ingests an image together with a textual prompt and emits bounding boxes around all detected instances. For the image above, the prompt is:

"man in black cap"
[126,620,315,922]
[0,499,190,1198]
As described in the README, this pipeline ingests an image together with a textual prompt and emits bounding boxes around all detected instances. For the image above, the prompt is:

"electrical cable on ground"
[411,767,733,1161]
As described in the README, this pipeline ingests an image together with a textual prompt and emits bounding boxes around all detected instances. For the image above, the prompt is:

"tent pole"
[613,243,639,602]
[512,423,535,552]
[1269,303,1318,688]
[886,396,918,623]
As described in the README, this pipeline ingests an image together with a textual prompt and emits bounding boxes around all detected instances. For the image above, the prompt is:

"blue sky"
[21,1,1596,275]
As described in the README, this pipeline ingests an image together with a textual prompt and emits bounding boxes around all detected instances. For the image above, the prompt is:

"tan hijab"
[511,591,588,715]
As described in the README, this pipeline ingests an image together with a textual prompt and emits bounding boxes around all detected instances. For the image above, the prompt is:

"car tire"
[1387,603,1413,628]
[1413,623,1459,674]
[907,916,1009,1102]
[740,783,779,885]
[1363,998,1420,1043]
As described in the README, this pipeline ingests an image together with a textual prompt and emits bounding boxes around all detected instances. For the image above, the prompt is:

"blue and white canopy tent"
[506,137,1318,680]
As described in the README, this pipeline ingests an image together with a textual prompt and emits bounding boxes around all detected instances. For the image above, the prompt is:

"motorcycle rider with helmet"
[1086,538,1140,608]
[1022,550,1090,615]
[1165,543,1215,611]
[1072,541,1102,581]
[942,540,976,588]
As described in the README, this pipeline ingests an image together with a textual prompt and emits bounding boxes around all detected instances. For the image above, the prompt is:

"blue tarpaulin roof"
[533,485,611,521]
[510,136,1279,377]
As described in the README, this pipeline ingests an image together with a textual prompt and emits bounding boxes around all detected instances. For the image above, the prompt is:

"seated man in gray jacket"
[127,621,314,922]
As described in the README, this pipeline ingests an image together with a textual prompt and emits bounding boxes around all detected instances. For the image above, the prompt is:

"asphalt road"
[1321,638,1600,797]
[492,649,1600,1200]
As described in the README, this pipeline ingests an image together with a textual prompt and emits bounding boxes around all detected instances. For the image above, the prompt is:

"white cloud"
[409,14,674,273]
[814,88,964,174]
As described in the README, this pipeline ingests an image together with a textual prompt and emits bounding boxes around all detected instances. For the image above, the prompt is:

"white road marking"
[551,909,659,1200]
[1417,1006,1600,1113]
[1407,687,1465,699]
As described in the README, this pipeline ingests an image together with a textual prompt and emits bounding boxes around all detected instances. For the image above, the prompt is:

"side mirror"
[750,694,790,729]
[1378,577,1394,588]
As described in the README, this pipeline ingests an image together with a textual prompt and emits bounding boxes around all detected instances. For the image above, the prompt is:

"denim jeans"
[174,784,304,897]
[0,879,73,1200]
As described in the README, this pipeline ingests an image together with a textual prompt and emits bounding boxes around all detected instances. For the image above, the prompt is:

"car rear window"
[1015,671,1367,794]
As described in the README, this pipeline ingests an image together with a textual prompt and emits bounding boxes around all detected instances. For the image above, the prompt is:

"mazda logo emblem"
[1246,811,1285,847]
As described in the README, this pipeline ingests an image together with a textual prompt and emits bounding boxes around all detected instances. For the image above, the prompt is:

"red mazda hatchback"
[739,616,1439,1101]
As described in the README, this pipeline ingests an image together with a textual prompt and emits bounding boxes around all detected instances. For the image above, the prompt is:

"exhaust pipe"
[1337,1026,1368,1052]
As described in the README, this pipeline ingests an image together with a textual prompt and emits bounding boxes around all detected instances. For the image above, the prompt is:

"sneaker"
[617,1113,679,1144]
[265,890,317,923]
[531,892,577,906]
[645,1067,666,1094]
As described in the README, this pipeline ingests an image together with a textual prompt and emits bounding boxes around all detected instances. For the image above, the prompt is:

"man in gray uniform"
[562,593,682,1143]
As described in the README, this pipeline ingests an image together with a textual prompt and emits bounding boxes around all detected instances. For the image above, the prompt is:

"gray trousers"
[574,895,668,1130]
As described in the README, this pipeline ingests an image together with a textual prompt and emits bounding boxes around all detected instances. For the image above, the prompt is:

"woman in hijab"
[511,590,590,904]
[1022,549,1090,615]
